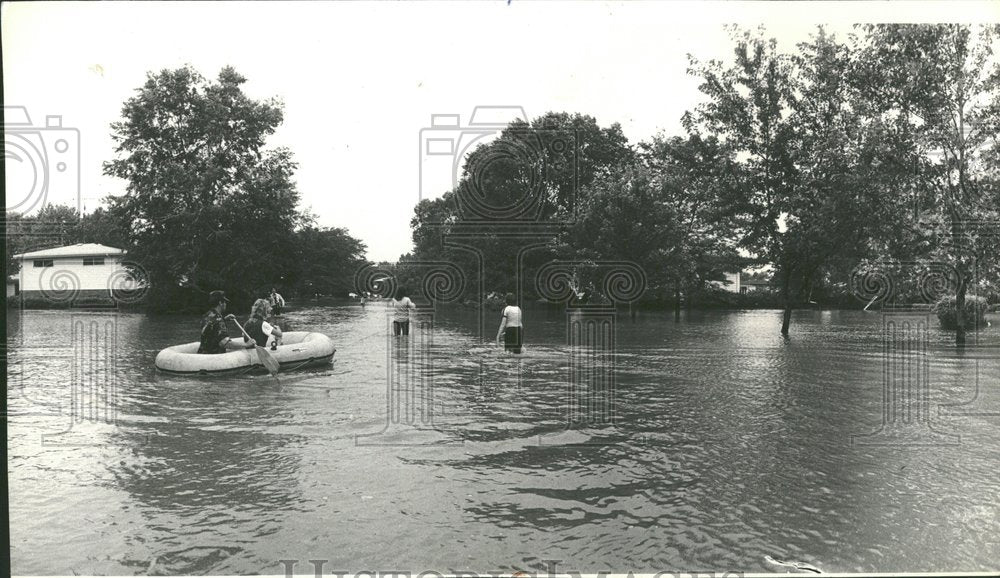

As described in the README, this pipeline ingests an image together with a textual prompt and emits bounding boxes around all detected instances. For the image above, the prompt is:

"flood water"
[7,304,1000,574]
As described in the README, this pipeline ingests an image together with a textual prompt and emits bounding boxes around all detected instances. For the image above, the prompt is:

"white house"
[709,272,742,293]
[12,243,130,306]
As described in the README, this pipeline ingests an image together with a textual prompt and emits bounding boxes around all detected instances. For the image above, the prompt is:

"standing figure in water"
[389,287,416,336]
[496,292,523,354]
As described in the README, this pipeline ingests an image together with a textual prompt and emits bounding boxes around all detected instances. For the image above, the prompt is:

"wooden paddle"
[226,315,280,377]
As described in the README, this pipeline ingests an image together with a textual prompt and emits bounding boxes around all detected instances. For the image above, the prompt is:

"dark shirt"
[198,310,229,354]
[243,317,270,348]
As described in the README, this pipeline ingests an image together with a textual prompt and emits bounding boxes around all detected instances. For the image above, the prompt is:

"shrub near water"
[933,295,989,330]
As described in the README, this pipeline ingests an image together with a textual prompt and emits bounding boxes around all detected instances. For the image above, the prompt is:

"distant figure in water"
[269,287,285,315]
[389,287,416,336]
[244,298,283,350]
[496,292,523,354]
[360,295,366,308]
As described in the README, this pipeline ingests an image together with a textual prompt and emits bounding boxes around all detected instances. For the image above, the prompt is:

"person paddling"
[496,292,524,354]
[198,290,256,354]
[389,287,416,335]
[244,298,283,350]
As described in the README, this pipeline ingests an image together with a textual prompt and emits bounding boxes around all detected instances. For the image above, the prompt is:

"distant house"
[740,273,771,294]
[709,272,742,293]
[12,243,135,307]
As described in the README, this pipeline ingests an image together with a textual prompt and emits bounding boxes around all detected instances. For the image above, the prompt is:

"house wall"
[17,256,122,299]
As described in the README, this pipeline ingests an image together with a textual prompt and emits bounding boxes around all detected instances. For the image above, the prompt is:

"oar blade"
[257,346,280,376]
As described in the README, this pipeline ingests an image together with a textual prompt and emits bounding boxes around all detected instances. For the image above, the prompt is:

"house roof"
[13,243,125,260]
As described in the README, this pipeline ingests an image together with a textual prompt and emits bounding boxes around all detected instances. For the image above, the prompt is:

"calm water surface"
[7,305,1000,574]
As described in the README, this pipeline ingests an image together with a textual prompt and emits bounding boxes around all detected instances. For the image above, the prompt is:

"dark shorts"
[393,321,410,336]
[504,326,523,353]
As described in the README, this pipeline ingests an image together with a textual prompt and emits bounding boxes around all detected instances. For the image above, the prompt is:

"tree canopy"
[97,66,369,311]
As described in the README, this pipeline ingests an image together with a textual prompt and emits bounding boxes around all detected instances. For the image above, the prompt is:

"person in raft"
[198,290,257,354]
[389,287,416,335]
[496,292,524,354]
[244,298,284,350]
[269,287,286,315]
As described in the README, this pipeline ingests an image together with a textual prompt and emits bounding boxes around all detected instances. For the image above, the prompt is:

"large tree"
[104,66,305,311]
[687,27,915,334]
[687,29,801,333]
[409,112,634,301]
[287,226,369,298]
[854,24,1000,344]
[643,133,745,307]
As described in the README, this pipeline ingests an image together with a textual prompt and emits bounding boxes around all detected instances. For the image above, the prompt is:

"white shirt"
[261,320,275,336]
[502,305,523,327]
[390,297,415,322]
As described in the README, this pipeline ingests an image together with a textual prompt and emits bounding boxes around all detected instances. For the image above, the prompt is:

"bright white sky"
[4,1,998,262]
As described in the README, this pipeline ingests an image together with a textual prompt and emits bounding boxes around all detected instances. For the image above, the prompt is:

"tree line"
[5,25,998,343]
[400,24,1000,342]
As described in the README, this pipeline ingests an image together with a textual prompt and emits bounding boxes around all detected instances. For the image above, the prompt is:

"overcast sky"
[5,1,998,262]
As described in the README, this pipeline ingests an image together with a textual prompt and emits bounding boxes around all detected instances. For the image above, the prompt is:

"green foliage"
[933,294,989,329]
[287,226,369,298]
[407,112,634,301]
[854,24,1000,342]
[103,66,309,311]
[73,207,128,248]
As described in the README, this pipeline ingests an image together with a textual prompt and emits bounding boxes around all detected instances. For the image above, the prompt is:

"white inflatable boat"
[155,331,336,376]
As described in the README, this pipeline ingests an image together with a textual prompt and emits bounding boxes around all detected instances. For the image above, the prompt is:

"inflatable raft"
[155,331,336,376]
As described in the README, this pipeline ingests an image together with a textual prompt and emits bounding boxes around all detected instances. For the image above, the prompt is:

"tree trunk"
[950,217,968,347]
[955,276,967,347]
[780,271,793,336]
[674,282,681,322]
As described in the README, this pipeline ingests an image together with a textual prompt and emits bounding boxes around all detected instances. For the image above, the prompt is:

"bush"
[933,294,988,330]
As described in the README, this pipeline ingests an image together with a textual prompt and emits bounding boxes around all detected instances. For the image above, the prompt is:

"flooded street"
[7,305,1000,574]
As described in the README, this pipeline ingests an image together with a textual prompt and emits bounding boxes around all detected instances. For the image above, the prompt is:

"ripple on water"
[7,308,1000,573]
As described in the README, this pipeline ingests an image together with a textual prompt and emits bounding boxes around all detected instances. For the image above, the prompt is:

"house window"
[83,257,105,266]
[33,259,54,268]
